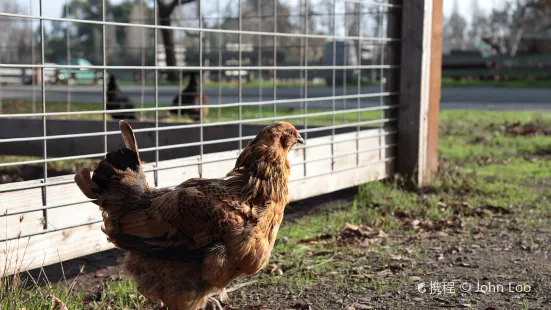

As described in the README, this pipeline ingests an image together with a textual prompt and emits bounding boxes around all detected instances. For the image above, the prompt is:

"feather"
[74,120,303,310]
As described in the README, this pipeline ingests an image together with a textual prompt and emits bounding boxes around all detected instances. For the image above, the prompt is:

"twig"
[225,280,258,293]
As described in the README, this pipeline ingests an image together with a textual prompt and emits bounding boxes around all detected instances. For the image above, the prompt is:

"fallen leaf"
[429,231,449,239]
[337,222,386,247]
[50,294,68,310]
[342,222,360,231]
[376,269,393,277]
[349,303,372,310]
[298,233,333,244]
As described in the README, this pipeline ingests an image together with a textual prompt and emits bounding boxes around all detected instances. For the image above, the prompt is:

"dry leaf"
[50,294,68,310]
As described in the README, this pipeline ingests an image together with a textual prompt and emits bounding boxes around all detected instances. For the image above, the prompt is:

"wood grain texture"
[425,0,443,184]
[394,0,438,186]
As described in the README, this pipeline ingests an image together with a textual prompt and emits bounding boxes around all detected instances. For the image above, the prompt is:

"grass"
[441,77,551,88]
[3,110,551,308]
[0,100,380,181]
[118,78,382,88]
[0,101,382,127]
[0,155,97,173]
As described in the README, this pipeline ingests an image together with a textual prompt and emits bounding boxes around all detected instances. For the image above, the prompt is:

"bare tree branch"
[158,0,195,17]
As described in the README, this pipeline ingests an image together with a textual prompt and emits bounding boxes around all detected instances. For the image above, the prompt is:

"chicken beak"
[296,136,305,145]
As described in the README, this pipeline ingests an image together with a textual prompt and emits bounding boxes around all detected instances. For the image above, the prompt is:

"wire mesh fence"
[0,0,403,274]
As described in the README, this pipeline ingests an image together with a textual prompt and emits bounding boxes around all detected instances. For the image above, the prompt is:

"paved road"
[1,85,550,111]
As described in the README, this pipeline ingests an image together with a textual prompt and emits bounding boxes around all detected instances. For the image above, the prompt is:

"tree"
[43,0,148,65]
[125,2,154,65]
[345,1,362,65]
[443,0,467,52]
[60,0,104,64]
[482,0,551,55]
[0,1,25,64]
[466,0,491,49]
[157,0,196,81]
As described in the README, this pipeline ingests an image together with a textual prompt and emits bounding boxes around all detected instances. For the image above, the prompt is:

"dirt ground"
[13,111,551,310]
[28,187,551,310]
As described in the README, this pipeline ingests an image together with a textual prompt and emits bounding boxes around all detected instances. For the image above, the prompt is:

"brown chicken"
[74,120,303,310]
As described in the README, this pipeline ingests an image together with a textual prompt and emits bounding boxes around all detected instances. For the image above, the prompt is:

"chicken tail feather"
[75,121,153,242]
[75,121,149,205]
[119,120,141,160]
[74,168,100,205]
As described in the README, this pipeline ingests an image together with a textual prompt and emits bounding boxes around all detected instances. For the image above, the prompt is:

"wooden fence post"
[426,0,443,184]
[390,0,442,186]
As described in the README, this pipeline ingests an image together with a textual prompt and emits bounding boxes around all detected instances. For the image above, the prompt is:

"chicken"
[106,75,136,120]
[74,120,304,310]
[170,71,209,122]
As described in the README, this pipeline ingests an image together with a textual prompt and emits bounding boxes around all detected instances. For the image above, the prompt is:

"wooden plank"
[288,161,393,202]
[333,132,359,171]
[425,0,443,184]
[395,0,435,185]
[301,138,332,179]
[0,128,394,275]
[0,179,43,215]
[0,222,112,276]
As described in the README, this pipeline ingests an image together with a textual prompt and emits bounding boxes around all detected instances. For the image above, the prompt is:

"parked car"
[54,58,106,85]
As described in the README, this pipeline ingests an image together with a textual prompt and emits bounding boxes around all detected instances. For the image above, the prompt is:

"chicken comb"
[119,120,141,162]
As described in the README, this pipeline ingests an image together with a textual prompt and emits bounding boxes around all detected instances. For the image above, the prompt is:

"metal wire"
[0,12,399,42]
[39,0,48,230]
[8,157,397,240]
[0,92,398,119]
[0,102,398,144]
[0,63,396,71]
[1,142,396,218]
[0,128,397,195]
[154,0,160,187]
[0,3,400,245]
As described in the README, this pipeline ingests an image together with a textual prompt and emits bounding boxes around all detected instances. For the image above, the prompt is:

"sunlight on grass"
[3,110,551,308]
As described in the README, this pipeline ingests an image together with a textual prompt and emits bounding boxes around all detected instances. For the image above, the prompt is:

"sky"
[34,0,504,21]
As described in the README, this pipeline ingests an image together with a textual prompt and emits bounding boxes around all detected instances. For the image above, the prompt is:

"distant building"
[156,45,186,67]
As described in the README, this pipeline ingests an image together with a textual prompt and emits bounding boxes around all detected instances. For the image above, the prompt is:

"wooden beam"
[394,0,439,186]
[424,0,443,184]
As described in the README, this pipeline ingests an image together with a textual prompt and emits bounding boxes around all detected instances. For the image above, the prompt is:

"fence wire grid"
[0,0,400,242]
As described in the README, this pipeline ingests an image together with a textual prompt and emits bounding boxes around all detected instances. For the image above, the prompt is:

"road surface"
[1,85,550,111]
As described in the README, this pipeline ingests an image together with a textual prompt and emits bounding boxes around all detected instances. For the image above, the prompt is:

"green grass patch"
[117,78,382,88]
[3,109,551,308]
[1,101,382,128]
[441,78,551,88]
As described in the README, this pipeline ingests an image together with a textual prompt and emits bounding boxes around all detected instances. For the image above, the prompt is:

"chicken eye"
[287,130,293,135]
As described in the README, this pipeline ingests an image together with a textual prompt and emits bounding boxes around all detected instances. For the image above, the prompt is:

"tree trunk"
[159,16,179,81]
